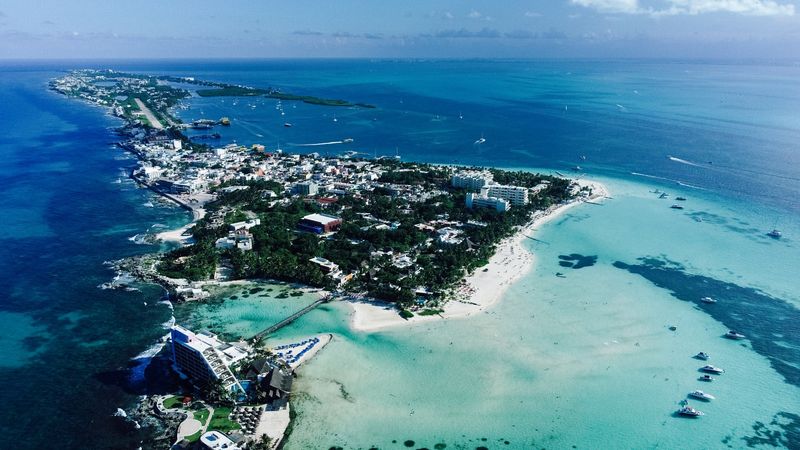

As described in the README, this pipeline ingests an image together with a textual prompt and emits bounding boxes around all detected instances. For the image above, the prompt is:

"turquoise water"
[192,176,798,449]
[174,283,323,340]
[2,59,799,449]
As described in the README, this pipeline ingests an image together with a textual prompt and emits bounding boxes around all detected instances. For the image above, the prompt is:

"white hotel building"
[466,193,510,212]
[451,171,493,191]
[170,325,248,391]
[482,184,529,206]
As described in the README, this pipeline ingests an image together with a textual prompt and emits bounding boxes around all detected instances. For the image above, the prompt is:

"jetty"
[252,296,330,342]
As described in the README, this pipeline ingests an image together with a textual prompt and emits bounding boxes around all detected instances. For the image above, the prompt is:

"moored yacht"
[725,330,746,340]
[677,405,705,417]
[694,352,710,360]
[767,229,782,239]
[700,297,717,304]
[670,204,684,209]
[700,365,724,374]
[699,374,714,382]
[688,390,715,401]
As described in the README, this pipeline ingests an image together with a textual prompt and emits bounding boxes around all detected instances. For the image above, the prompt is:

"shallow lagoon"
[190,176,800,449]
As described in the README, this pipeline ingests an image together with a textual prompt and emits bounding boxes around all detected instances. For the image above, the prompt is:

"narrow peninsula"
[51,69,606,450]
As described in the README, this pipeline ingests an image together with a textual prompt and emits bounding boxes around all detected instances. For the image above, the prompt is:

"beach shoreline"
[349,178,609,332]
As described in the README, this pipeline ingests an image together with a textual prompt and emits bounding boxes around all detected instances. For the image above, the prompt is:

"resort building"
[215,229,254,251]
[297,213,342,234]
[451,171,493,191]
[482,184,529,206]
[170,325,248,392]
[228,218,260,231]
[465,193,511,212]
[200,431,239,450]
[309,256,340,274]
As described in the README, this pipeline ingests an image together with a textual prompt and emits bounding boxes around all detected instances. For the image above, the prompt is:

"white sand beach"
[350,178,609,332]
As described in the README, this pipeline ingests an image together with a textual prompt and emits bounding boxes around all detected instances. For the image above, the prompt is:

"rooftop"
[302,213,341,225]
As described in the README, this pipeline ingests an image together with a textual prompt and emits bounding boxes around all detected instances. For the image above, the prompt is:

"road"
[134,98,164,129]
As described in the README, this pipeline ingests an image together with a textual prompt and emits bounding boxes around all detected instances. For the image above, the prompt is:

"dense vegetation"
[268,92,375,108]
[196,86,271,97]
[159,158,576,308]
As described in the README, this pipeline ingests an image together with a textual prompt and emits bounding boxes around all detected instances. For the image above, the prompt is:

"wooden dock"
[251,296,329,342]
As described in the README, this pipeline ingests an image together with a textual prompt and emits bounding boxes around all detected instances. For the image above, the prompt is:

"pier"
[251,296,330,342]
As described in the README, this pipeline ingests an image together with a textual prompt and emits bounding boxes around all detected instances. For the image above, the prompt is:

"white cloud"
[525,10,543,17]
[570,0,795,16]
[468,10,482,19]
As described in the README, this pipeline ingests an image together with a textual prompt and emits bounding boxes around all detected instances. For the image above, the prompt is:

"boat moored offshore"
[725,330,746,340]
[700,365,724,374]
[688,390,715,401]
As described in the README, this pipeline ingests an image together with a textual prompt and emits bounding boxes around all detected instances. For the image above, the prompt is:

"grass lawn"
[185,430,202,443]
[207,407,241,433]
[193,408,210,425]
[162,396,183,409]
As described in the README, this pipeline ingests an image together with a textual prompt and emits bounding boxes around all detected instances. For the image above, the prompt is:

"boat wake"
[668,155,706,168]
[291,140,347,147]
[630,172,707,190]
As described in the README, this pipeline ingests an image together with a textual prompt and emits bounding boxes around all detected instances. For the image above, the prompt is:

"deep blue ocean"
[0,59,798,450]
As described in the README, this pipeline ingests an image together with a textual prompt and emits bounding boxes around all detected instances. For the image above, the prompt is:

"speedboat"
[725,330,746,340]
[700,365,724,374]
[688,390,715,401]
[342,138,354,143]
[699,374,714,382]
[678,405,705,417]
[700,297,717,304]
[767,229,782,239]
[284,122,293,127]
[670,204,684,210]
[694,352,710,360]
[474,136,486,145]
[676,197,687,201]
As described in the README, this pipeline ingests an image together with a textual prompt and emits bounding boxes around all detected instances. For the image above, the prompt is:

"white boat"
[695,352,710,360]
[698,374,714,382]
[700,297,717,304]
[725,330,746,340]
[700,365,724,374]
[688,390,715,401]
[474,135,486,145]
[677,405,705,417]
[767,229,782,239]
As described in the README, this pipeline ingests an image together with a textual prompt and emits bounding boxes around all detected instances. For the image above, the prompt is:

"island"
[51,69,606,450]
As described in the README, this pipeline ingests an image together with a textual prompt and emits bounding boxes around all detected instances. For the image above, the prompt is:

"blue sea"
[1,59,798,450]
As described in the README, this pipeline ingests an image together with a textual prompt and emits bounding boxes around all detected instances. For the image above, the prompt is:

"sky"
[1,0,799,59]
